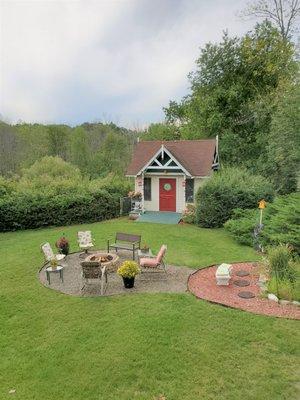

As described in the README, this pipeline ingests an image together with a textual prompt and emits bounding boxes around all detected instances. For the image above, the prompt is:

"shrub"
[0,189,120,232]
[267,277,298,301]
[182,204,196,224]
[19,156,86,195]
[117,261,140,278]
[195,167,274,228]
[88,174,132,198]
[224,208,257,246]
[225,193,300,253]
[266,245,296,282]
[55,235,70,255]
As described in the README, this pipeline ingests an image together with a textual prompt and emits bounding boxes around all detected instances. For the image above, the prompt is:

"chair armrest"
[101,265,107,279]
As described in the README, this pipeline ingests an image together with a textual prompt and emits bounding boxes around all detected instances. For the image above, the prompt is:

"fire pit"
[85,252,119,273]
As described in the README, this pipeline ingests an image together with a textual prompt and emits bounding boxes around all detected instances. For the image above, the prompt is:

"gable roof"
[126,139,217,177]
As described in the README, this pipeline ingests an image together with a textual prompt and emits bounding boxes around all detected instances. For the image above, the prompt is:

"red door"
[159,178,176,211]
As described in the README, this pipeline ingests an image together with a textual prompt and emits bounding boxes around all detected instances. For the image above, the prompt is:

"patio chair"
[78,231,94,258]
[139,245,167,273]
[81,261,108,295]
[41,242,66,263]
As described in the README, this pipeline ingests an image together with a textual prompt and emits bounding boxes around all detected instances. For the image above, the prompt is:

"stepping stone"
[233,279,250,287]
[238,291,255,299]
[236,270,250,277]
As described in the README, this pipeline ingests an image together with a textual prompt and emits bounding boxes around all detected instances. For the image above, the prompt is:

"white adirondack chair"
[41,242,66,263]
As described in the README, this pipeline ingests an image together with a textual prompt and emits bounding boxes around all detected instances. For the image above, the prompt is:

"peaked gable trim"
[136,144,192,177]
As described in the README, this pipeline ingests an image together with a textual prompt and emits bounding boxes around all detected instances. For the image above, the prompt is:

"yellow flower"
[117,261,140,278]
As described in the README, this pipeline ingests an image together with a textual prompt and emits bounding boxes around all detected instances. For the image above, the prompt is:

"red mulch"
[188,262,300,320]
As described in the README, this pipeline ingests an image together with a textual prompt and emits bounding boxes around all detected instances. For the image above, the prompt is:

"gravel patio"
[39,250,195,296]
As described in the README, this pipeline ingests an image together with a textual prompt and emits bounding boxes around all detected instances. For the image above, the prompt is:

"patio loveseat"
[107,232,141,260]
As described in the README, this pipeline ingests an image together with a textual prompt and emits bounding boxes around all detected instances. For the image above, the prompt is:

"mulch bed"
[188,262,300,320]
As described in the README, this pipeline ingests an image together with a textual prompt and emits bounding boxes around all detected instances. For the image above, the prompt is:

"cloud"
[0,0,254,127]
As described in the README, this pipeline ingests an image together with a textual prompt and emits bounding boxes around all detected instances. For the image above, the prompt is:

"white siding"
[135,175,210,213]
[142,175,186,213]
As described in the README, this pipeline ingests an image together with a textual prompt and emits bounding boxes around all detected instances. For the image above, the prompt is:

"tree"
[47,125,70,160]
[89,132,132,177]
[140,123,180,141]
[241,0,300,40]
[69,127,90,173]
[0,122,20,176]
[164,21,297,167]
[263,83,300,194]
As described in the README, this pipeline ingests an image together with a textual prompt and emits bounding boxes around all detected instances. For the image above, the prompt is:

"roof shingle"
[126,139,216,177]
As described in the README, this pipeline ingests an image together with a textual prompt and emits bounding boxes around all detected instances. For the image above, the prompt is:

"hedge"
[195,167,274,228]
[0,189,120,232]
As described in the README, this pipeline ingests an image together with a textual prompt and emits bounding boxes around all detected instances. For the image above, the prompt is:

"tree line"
[0,121,137,179]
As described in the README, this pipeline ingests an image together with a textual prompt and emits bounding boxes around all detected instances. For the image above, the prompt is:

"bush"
[225,193,300,253]
[267,277,299,301]
[265,245,300,301]
[117,261,140,278]
[195,167,274,228]
[224,208,257,246]
[182,204,196,224]
[266,245,296,282]
[0,189,120,231]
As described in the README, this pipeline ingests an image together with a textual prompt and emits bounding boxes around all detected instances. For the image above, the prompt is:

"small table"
[137,249,153,258]
[46,265,64,284]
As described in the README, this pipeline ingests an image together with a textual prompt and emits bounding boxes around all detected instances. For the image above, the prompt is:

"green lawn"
[0,218,299,400]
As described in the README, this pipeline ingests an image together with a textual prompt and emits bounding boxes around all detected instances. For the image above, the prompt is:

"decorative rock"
[233,279,250,287]
[279,299,291,305]
[268,293,279,302]
[9,389,16,394]
[236,270,249,277]
[292,301,300,306]
[238,291,255,299]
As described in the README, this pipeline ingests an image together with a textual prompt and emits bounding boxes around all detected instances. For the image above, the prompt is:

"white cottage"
[126,138,219,213]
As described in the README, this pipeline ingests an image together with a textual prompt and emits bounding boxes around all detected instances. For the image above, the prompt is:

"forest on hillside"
[0,121,137,179]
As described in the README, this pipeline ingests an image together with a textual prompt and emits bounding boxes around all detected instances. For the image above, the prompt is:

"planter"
[122,277,135,289]
[59,247,69,256]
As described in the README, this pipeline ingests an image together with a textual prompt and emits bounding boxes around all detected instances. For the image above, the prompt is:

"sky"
[0,0,255,128]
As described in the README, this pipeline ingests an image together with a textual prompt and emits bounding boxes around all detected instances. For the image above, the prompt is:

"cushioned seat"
[139,245,167,272]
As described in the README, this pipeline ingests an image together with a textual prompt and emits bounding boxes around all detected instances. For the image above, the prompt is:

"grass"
[0,218,299,400]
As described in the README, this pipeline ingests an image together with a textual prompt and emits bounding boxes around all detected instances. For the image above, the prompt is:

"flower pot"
[59,246,69,256]
[123,277,135,289]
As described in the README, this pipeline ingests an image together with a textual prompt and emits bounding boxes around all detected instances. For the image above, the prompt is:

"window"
[144,177,151,201]
[185,178,194,203]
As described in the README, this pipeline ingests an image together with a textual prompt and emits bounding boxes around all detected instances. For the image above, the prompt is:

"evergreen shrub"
[195,167,274,228]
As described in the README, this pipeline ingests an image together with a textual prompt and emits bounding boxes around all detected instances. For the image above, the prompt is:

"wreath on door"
[163,183,172,191]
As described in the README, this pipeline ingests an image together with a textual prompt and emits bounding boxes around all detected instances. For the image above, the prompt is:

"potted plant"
[50,258,58,270]
[55,235,70,256]
[117,261,140,288]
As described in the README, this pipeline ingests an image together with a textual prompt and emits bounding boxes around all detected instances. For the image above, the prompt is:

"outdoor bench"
[107,232,141,260]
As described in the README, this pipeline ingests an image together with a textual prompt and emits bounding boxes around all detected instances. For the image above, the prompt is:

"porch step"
[136,211,182,225]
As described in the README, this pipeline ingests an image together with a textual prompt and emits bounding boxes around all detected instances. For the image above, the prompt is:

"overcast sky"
[0,0,255,128]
